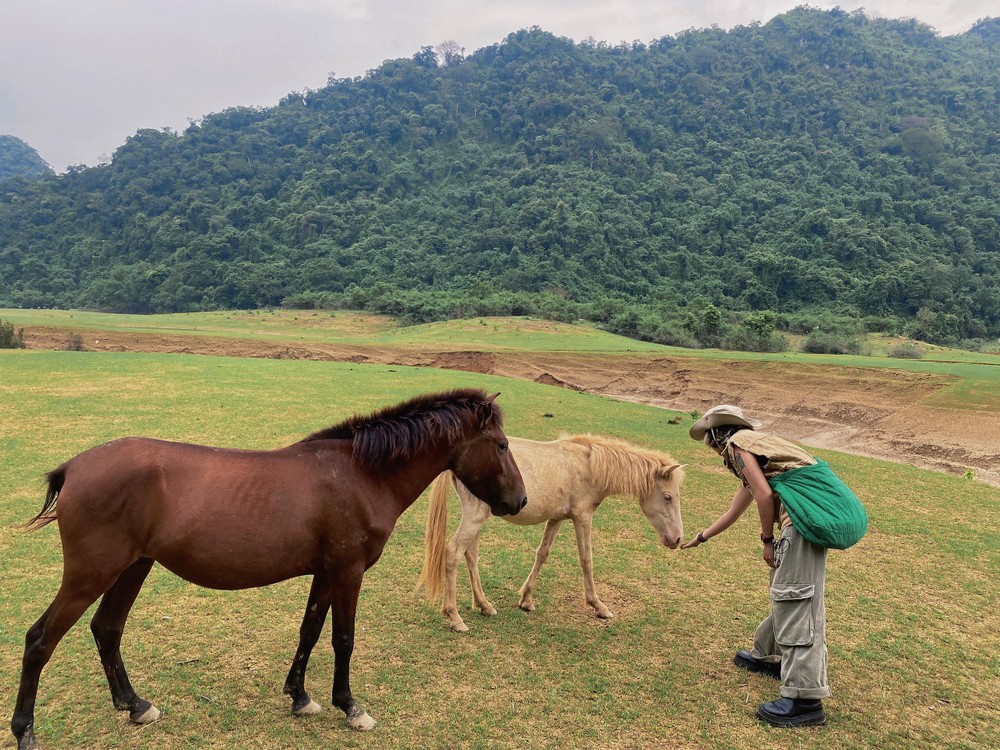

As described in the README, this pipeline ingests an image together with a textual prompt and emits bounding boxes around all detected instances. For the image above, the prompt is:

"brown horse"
[11,389,526,750]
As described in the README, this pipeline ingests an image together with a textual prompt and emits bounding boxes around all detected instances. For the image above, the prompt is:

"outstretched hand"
[680,535,704,550]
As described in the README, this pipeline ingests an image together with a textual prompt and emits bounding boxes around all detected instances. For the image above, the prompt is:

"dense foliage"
[0,136,52,182]
[1,8,998,347]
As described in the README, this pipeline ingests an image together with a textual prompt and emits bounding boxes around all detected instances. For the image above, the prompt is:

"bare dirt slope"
[23,326,1000,486]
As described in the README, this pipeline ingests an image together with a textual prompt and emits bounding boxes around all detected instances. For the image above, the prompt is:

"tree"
[436,40,465,66]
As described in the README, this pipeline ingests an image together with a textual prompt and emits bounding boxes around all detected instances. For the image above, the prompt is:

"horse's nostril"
[520,497,528,509]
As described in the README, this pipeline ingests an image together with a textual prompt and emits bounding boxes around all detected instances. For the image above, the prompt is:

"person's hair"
[704,423,748,450]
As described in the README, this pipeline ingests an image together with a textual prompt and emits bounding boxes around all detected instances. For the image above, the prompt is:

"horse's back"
[53,436,322,538]
[51,437,356,589]
[500,437,594,525]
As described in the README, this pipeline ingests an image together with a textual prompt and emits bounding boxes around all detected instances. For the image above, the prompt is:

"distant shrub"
[801,331,864,355]
[283,291,340,310]
[722,311,789,353]
[648,326,700,349]
[66,333,85,351]
[0,319,26,349]
[862,316,899,334]
[887,341,923,359]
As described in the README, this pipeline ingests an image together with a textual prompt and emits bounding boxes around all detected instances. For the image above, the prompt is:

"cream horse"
[419,434,685,632]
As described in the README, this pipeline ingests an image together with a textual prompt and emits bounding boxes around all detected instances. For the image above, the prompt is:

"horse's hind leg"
[12,576,116,750]
[90,558,160,724]
[283,575,331,717]
[443,491,491,632]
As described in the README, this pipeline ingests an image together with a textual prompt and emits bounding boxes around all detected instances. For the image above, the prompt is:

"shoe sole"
[734,653,781,680]
[756,707,827,727]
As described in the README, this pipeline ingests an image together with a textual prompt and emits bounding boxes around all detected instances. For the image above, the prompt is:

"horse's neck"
[380,439,457,516]
[588,451,643,501]
[596,476,635,502]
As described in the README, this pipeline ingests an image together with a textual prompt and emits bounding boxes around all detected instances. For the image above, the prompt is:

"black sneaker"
[756,697,826,727]
[734,650,781,679]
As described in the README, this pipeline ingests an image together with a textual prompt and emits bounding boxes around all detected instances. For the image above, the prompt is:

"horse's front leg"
[283,575,331,716]
[572,516,614,619]
[518,519,563,612]
[465,535,496,616]
[329,573,375,731]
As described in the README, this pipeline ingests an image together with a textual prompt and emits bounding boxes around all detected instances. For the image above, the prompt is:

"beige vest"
[722,430,816,531]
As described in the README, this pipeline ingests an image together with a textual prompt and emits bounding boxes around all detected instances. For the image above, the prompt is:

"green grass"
[6,309,1000,416]
[0,308,668,352]
[2,350,998,750]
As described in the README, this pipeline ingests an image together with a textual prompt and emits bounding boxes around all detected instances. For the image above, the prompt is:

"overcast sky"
[1,0,995,172]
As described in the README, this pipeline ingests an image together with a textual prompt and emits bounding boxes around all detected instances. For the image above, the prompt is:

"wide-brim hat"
[689,404,762,440]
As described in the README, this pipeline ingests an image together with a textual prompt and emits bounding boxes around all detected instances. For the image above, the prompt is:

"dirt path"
[23,326,1000,486]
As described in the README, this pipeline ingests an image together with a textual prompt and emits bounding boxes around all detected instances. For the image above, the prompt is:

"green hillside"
[0,135,52,182]
[1,8,998,347]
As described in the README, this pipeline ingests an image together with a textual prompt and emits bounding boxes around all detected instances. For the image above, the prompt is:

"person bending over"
[681,404,830,728]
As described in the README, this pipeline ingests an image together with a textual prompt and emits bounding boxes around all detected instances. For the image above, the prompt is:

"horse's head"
[638,463,686,549]
[452,393,527,517]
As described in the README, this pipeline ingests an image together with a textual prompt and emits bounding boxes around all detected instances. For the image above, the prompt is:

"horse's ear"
[476,397,497,426]
[487,392,500,402]
[660,463,687,478]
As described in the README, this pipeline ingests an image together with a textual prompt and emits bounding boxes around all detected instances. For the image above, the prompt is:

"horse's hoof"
[292,698,323,716]
[450,621,470,633]
[17,734,39,750]
[478,604,497,616]
[131,703,162,725]
[596,609,615,620]
[346,706,376,731]
[519,601,535,612]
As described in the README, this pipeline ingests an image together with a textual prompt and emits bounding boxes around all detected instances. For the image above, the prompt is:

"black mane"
[300,388,502,469]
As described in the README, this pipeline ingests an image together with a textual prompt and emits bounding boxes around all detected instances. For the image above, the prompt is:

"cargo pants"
[751,524,832,700]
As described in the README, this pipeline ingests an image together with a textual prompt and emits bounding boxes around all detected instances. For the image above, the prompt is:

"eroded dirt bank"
[22,326,1000,486]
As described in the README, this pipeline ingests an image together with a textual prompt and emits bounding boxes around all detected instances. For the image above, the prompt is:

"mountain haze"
[1,8,998,346]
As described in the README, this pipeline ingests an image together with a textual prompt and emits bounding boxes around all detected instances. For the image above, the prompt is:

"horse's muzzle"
[493,495,528,517]
[661,533,682,549]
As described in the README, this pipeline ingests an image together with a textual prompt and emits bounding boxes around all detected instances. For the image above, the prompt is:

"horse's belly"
[505,503,569,526]
[151,543,313,590]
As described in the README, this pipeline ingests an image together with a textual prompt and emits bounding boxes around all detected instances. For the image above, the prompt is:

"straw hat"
[688,404,762,440]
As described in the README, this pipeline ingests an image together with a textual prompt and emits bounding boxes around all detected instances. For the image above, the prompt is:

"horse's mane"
[558,433,683,496]
[301,389,502,469]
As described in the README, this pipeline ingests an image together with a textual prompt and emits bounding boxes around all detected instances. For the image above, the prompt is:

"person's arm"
[680,486,754,548]
[732,447,777,567]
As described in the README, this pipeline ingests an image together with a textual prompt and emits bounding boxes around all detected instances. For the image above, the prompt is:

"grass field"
[1,349,997,750]
[0,308,670,353]
[5,308,999,416]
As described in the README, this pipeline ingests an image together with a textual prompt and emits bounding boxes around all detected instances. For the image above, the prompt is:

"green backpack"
[768,460,868,550]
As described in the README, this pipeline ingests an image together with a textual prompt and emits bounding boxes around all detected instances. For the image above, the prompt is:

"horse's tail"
[26,465,66,530]
[418,470,453,604]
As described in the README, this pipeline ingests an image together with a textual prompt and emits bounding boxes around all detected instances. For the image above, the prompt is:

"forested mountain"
[0,136,52,182]
[1,7,998,347]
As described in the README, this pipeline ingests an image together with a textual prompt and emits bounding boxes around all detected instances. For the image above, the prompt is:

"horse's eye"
[663,493,672,502]
[498,441,509,452]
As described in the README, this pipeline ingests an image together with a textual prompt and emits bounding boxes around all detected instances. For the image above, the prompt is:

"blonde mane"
[557,433,684,497]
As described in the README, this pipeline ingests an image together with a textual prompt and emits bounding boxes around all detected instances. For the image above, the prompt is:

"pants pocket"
[771,583,815,647]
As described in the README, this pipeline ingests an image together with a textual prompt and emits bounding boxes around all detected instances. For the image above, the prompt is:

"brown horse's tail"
[26,465,65,530]
[417,470,453,603]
